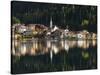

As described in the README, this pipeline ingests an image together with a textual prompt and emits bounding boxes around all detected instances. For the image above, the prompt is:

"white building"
[16,25,27,34]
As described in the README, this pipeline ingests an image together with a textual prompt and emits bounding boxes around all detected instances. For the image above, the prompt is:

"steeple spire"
[50,17,53,29]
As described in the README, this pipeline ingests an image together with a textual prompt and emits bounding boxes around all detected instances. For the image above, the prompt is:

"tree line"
[11,1,97,33]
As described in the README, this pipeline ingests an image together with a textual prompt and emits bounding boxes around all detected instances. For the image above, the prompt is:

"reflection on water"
[11,39,97,74]
[12,39,97,56]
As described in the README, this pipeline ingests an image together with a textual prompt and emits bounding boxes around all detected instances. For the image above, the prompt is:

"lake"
[11,39,97,74]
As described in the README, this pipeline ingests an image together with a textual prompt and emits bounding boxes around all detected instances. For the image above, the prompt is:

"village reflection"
[12,39,97,57]
[12,39,97,73]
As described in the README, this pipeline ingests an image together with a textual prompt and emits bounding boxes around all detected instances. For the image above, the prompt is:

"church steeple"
[50,17,53,29]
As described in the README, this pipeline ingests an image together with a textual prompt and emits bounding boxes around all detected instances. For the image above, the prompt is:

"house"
[77,30,90,39]
[15,24,27,34]
[27,24,48,34]
[51,25,59,32]
[50,29,62,39]
[77,33,84,39]
[22,30,33,37]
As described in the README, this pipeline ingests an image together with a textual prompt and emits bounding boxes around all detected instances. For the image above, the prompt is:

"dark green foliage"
[11,1,97,33]
[12,16,21,24]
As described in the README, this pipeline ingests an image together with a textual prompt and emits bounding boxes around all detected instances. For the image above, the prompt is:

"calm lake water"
[11,39,97,74]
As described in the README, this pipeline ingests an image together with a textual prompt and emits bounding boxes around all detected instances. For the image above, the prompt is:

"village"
[12,18,97,40]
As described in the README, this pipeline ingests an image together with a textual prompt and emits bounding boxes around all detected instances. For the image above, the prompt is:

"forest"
[11,1,97,33]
